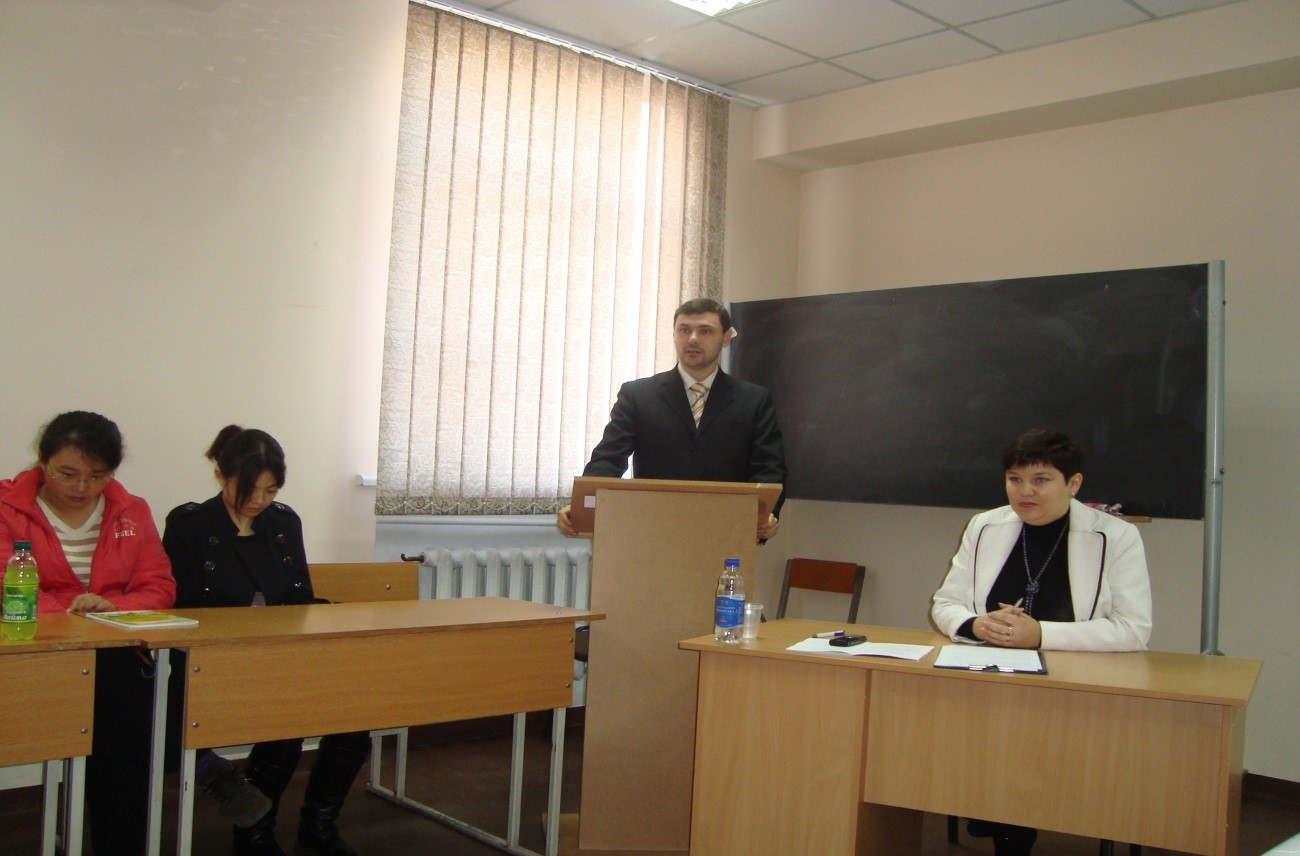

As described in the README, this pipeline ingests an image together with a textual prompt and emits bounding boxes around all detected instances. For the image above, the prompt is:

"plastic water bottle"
[714,557,745,643]
[2,541,39,641]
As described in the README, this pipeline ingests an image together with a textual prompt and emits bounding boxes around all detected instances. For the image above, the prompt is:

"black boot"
[295,737,370,856]
[235,742,302,856]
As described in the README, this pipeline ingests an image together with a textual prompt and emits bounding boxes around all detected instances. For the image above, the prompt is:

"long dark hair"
[206,425,286,510]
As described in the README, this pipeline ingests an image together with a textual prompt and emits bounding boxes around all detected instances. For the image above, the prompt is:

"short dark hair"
[1002,429,1085,480]
[37,411,124,470]
[206,425,287,510]
[674,297,732,333]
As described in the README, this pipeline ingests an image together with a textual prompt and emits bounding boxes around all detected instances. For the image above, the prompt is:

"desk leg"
[41,760,58,856]
[178,748,197,856]
[545,707,565,856]
[146,649,171,856]
[507,712,525,849]
[65,756,86,856]
[366,711,566,856]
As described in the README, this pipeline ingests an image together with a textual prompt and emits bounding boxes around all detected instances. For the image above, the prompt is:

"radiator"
[424,546,592,705]
[425,547,591,610]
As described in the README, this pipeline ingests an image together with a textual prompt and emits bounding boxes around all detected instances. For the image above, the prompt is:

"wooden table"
[681,619,1261,856]
[1,613,150,856]
[133,598,601,856]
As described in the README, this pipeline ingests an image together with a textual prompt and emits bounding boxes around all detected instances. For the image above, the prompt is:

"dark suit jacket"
[583,367,787,512]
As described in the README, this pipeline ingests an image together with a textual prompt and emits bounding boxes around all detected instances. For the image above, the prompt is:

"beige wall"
[724,2,1300,782]
[0,0,409,561]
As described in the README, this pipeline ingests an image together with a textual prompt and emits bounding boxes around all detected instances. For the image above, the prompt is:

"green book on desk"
[84,610,198,629]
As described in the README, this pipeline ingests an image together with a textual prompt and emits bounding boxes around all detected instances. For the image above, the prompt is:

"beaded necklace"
[1020,518,1068,616]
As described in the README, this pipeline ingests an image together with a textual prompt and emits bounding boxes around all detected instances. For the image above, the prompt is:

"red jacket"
[0,466,176,613]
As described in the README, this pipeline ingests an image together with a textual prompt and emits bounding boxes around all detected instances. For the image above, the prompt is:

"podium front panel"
[580,487,757,852]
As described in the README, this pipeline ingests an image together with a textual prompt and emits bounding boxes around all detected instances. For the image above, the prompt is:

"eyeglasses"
[45,468,114,488]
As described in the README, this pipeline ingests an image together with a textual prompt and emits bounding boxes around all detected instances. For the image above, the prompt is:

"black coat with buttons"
[162,494,315,608]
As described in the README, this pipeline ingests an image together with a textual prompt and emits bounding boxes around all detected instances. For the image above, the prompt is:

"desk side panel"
[183,623,573,747]
[864,671,1227,854]
[0,650,94,766]
[691,652,887,855]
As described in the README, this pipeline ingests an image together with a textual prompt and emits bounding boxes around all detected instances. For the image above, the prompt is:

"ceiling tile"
[491,0,705,50]
[721,0,940,59]
[962,0,1150,52]
[901,0,1057,28]
[1130,0,1243,14]
[834,30,998,81]
[626,19,809,84]
[732,61,871,103]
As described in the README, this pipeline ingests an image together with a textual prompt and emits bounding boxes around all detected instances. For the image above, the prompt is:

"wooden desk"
[135,598,601,856]
[1,613,149,856]
[681,619,1261,856]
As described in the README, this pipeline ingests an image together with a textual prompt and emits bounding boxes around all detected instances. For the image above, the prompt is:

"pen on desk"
[815,630,846,639]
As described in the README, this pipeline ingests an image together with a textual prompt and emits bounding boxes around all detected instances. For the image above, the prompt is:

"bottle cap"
[724,557,740,568]
[14,540,32,551]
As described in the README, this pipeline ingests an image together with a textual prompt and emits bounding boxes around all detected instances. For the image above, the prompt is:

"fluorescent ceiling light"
[664,0,761,15]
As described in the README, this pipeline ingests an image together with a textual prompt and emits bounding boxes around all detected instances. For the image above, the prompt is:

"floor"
[3,715,1299,855]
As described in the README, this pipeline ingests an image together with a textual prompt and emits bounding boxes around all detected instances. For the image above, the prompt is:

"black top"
[163,494,314,608]
[958,512,1074,640]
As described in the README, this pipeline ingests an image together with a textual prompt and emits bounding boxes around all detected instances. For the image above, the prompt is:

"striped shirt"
[36,494,104,590]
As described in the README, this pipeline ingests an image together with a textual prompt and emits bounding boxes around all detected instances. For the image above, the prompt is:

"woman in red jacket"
[0,411,175,856]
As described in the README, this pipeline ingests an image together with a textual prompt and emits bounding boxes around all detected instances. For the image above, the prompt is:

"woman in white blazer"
[930,429,1153,855]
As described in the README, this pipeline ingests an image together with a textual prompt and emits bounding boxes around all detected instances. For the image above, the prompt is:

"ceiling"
[441,0,1245,105]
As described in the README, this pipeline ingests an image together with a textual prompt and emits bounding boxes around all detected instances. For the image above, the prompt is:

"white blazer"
[931,498,1152,652]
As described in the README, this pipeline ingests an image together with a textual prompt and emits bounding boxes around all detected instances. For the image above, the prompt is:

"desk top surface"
[137,597,602,648]
[1,598,600,653]
[0,612,150,654]
[680,618,1261,707]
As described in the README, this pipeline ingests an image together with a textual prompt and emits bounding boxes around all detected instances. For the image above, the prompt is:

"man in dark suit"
[557,297,787,541]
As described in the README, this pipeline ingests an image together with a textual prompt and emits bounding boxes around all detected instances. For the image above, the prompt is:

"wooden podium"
[573,477,781,852]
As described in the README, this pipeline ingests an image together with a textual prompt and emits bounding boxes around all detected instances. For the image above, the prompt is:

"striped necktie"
[689,382,707,426]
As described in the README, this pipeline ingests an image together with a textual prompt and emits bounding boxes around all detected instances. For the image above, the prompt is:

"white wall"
[0,0,409,561]
[723,4,1300,781]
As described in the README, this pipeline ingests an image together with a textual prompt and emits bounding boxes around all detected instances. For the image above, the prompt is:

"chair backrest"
[775,558,866,623]
[308,561,420,603]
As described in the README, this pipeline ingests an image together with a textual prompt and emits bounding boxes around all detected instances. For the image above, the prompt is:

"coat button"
[208,536,219,546]
[282,556,293,566]
[275,533,286,543]
[203,561,215,571]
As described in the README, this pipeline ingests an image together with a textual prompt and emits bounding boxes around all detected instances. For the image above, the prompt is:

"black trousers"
[86,647,156,856]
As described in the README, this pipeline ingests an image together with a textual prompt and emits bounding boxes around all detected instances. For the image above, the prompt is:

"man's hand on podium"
[758,513,779,543]
[556,504,577,537]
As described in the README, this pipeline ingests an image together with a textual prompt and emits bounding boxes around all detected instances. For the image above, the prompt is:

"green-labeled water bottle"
[2,540,39,641]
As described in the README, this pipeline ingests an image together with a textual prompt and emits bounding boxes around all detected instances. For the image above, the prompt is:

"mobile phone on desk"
[829,634,868,647]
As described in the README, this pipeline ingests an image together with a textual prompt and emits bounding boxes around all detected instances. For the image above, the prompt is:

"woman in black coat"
[164,426,370,856]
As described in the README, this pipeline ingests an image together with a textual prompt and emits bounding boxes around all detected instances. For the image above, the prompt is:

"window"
[377,4,729,515]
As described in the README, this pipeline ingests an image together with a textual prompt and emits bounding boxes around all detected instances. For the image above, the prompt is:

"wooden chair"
[307,561,420,603]
[775,558,865,623]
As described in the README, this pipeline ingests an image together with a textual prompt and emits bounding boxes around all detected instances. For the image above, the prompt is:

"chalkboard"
[730,265,1209,519]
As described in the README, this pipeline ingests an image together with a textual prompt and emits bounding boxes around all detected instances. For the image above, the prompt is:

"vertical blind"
[378,4,729,516]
